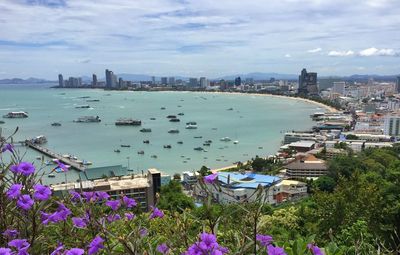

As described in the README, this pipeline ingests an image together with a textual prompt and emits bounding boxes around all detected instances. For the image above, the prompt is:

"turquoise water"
[0,84,319,184]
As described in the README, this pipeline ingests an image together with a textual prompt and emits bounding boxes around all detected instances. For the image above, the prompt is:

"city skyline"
[0,0,399,79]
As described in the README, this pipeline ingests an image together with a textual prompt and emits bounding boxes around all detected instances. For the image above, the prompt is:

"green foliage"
[157,180,195,212]
[314,176,336,192]
[345,134,359,140]
[198,165,211,176]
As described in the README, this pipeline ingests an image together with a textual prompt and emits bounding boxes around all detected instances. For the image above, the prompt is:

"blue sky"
[0,0,399,79]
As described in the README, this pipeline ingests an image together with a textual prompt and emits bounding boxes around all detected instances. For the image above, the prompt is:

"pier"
[25,140,86,172]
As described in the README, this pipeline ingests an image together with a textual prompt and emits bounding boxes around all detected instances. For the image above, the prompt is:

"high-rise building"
[105,69,115,89]
[234,77,241,86]
[168,77,175,86]
[92,74,97,87]
[298,68,318,95]
[189,78,198,87]
[161,77,168,85]
[58,74,64,87]
[199,77,208,88]
[397,76,400,93]
[384,114,400,137]
[118,78,123,89]
[332,82,345,95]
[151,76,156,85]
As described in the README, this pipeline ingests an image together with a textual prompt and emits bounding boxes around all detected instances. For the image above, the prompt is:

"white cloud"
[307,48,322,53]
[328,50,354,57]
[284,53,291,58]
[359,47,398,57]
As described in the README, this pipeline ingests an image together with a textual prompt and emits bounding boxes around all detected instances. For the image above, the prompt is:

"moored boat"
[3,111,28,118]
[168,129,179,134]
[74,116,101,123]
[140,128,152,132]
[115,118,141,126]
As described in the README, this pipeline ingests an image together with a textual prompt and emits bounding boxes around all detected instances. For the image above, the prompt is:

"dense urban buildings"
[298,68,318,96]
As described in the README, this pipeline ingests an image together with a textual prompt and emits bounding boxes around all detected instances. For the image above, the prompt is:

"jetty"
[25,140,86,171]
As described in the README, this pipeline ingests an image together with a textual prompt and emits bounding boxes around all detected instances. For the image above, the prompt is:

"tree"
[198,165,211,176]
[314,176,336,192]
[345,134,358,140]
[157,180,195,212]
[251,156,265,171]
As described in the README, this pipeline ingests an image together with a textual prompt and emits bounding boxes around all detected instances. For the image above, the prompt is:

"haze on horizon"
[0,0,399,79]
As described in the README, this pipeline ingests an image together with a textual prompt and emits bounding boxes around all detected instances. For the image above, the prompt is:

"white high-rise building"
[384,114,400,136]
[199,77,208,88]
[332,82,346,95]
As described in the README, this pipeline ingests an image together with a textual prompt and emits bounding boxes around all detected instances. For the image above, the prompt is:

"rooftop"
[217,172,280,189]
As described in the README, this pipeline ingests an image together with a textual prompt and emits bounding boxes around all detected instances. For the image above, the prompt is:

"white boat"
[31,135,47,144]
[3,111,28,118]
[115,118,141,126]
[233,140,239,144]
[82,161,92,165]
[220,137,231,142]
[186,124,197,129]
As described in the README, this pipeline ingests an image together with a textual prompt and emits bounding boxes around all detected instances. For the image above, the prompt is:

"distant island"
[0,77,54,84]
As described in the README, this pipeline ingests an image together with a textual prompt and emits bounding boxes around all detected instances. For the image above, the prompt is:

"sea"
[0,84,320,185]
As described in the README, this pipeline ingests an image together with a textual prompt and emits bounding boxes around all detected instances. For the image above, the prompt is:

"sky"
[0,0,399,79]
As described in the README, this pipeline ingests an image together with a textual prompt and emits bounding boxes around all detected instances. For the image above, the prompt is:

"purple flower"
[88,236,104,255]
[65,248,84,255]
[50,243,64,255]
[139,228,148,237]
[184,232,228,255]
[6,184,23,199]
[149,207,164,219]
[54,159,70,172]
[105,200,120,211]
[17,162,35,176]
[72,217,87,228]
[83,192,95,202]
[106,214,121,223]
[95,192,110,202]
[41,203,71,225]
[307,244,324,255]
[125,212,135,220]
[8,239,30,251]
[156,243,169,254]
[1,144,14,153]
[0,248,12,255]
[2,229,19,239]
[33,184,52,201]
[9,165,19,174]
[204,173,218,184]
[267,245,287,255]
[69,191,81,202]
[17,195,34,211]
[256,234,274,247]
[122,196,137,208]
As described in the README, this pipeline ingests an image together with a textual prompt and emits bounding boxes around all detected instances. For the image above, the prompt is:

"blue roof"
[217,172,280,189]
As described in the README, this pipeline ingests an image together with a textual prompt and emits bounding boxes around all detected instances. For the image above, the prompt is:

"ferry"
[168,129,179,134]
[51,122,61,127]
[75,105,90,109]
[0,121,5,124]
[3,111,28,118]
[115,118,141,126]
[186,124,197,129]
[31,135,47,144]
[194,136,203,139]
[140,128,152,132]
[169,118,180,122]
[177,113,184,116]
[74,116,101,123]
[233,140,239,144]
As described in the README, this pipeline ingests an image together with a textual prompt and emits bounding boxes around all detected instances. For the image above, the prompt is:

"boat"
[168,129,179,134]
[114,149,121,153]
[31,135,47,144]
[203,143,211,146]
[115,118,141,126]
[177,113,184,116]
[51,122,61,126]
[3,111,28,118]
[194,136,203,139]
[74,116,101,123]
[75,105,90,109]
[258,146,263,149]
[233,140,239,144]
[160,107,166,110]
[62,154,71,158]
[163,145,172,149]
[169,118,180,122]
[186,121,197,125]
[212,128,218,130]
[178,105,182,108]
[150,118,156,120]
[143,140,150,144]
[36,156,42,160]
[137,150,144,155]
[186,124,197,129]
[220,137,231,142]
[82,161,92,165]
[151,155,157,158]
[86,99,100,102]
[121,144,131,148]
[48,174,56,178]
[227,108,233,111]
[78,96,90,99]
[194,147,204,151]
[177,141,183,144]
[140,128,152,132]
[0,121,5,124]
[166,115,177,119]
[205,140,212,143]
